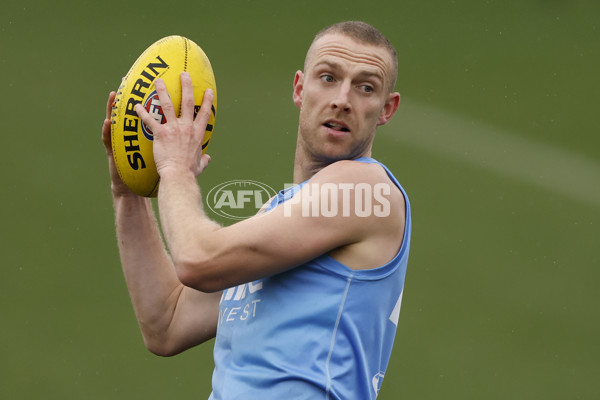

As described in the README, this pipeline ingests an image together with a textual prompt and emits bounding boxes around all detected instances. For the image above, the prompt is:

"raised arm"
[135,73,406,292]
[102,91,221,356]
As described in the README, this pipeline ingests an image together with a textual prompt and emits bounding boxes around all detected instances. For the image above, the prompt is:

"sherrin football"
[111,35,217,197]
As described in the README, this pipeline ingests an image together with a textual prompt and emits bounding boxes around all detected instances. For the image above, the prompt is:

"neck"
[292,146,325,184]
[292,134,372,183]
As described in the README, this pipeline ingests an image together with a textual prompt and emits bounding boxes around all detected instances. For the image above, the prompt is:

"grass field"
[1,0,599,398]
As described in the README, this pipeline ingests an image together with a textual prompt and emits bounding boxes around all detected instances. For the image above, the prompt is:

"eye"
[320,74,335,83]
[359,84,374,93]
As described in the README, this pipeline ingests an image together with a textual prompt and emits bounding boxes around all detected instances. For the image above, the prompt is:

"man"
[102,21,411,399]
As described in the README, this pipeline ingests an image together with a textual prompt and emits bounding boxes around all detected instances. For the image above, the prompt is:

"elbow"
[146,344,178,358]
[143,336,181,358]
[174,254,224,293]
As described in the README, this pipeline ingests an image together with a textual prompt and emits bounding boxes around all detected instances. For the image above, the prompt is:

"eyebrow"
[313,60,385,84]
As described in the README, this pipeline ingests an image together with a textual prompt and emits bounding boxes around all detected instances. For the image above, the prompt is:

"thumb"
[196,153,212,176]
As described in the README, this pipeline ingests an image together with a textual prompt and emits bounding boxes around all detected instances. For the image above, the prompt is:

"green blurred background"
[2,0,599,398]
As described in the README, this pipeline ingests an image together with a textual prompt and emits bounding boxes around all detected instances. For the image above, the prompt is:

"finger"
[194,88,214,126]
[153,78,177,122]
[195,153,212,176]
[180,71,196,121]
[200,153,211,170]
[134,102,161,134]
[102,92,117,153]
[105,91,116,120]
[101,118,113,154]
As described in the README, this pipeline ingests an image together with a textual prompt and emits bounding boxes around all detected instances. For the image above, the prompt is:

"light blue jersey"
[209,158,411,399]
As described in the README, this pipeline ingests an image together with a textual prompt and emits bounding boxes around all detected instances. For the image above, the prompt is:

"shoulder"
[309,159,404,207]
[305,159,407,270]
[310,159,393,186]
[305,158,406,234]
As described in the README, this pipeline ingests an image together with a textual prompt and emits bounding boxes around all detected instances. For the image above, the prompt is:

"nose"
[331,82,351,112]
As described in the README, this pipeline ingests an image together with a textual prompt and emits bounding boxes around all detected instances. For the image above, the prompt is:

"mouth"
[323,120,350,134]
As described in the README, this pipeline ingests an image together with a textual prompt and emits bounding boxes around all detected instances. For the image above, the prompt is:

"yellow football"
[111,35,217,197]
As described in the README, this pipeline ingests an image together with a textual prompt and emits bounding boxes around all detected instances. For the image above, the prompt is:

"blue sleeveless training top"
[209,157,412,399]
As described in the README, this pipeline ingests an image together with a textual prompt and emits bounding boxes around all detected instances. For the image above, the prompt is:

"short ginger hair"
[307,21,399,92]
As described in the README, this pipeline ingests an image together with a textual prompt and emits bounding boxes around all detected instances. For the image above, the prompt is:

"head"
[293,21,401,165]
[308,21,399,93]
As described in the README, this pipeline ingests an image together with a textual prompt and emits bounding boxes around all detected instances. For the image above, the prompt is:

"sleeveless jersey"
[209,157,412,399]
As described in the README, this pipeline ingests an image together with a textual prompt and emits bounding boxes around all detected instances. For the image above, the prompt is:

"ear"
[377,92,401,126]
[292,70,304,109]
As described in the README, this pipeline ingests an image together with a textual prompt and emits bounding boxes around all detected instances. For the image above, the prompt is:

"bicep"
[196,186,362,290]
[180,161,398,292]
[157,287,221,355]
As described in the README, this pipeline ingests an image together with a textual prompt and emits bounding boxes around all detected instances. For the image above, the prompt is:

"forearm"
[104,87,219,355]
[112,193,184,347]
[157,169,221,287]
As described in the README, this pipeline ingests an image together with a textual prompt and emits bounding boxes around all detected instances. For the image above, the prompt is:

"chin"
[316,146,366,164]
[299,130,371,164]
